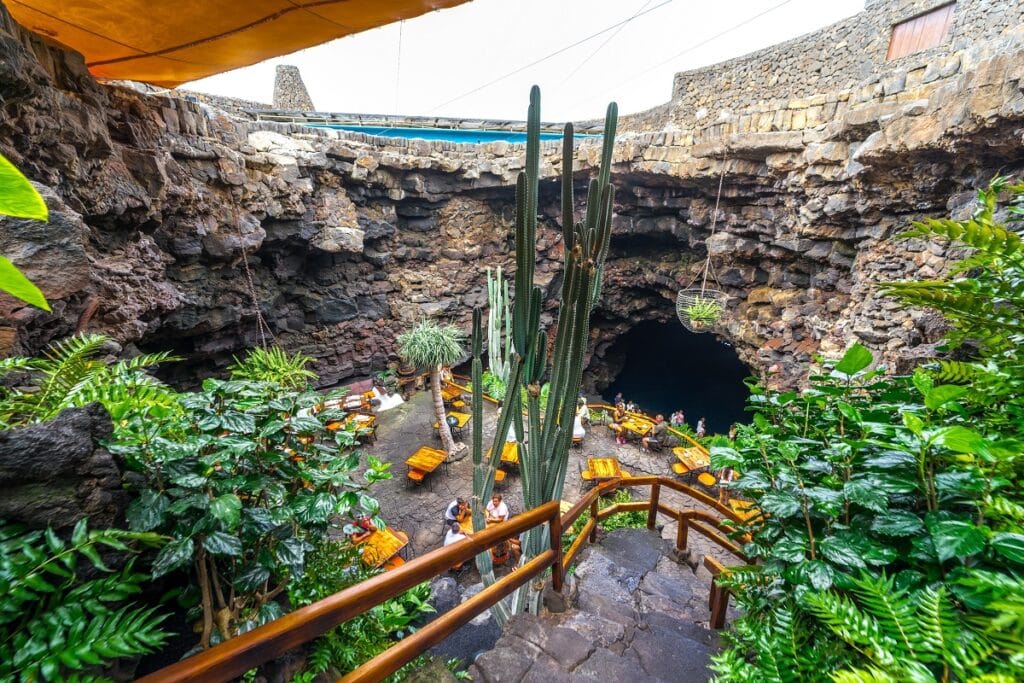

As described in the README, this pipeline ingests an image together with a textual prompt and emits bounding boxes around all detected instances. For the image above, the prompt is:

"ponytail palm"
[397,320,465,455]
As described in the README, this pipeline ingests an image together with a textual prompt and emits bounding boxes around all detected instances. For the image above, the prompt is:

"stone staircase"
[469,528,720,682]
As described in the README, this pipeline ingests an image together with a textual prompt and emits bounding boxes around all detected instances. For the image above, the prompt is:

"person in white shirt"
[485,494,509,523]
[443,522,471,570]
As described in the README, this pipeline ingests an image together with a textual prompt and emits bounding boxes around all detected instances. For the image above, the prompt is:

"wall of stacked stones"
[616,0,1024,135]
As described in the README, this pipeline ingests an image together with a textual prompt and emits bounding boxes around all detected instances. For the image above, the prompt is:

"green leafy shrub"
[112,378,392,650]
[481,370,507,402]
[229,346,318,391]
[683,296,723,327]
[0,333,179,428]
[0,519,168,681]
[562,489,647,554]
[710,179,1024,682]
[289,539,434,680]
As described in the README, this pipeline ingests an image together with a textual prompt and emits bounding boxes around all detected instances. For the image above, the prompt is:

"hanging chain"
[236,223,274,349]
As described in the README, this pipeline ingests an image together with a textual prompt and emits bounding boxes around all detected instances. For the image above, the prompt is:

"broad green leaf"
[0,153,47,220]
[833,343,873,377]
[219,412,256,434]
[927,518,986,563]
[234,564,271,592]
[837,402,862,424]
[844,478,888,512]
[819,537,867,569]
[901,412,924,437]
[126,490,169,532]
[152,538,194,577]
[275,537,308,575]
[209,494,242,529]
[931,426,985,454]
[991,532,1024,564]
[0,255,50,311]
[925,384,967,411]
[202,532,242,556]
[760,491,802,517]
[805,560,835,590]
[871,510,925,537]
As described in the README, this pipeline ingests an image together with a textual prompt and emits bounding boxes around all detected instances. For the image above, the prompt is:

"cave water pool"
[602,320,751,436]
[309,124,597,144]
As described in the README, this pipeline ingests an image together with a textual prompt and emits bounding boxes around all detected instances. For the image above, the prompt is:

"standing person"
[728,424,738,441]
[670,410,686,427]
[613,392,624,406]
[485,494,509,523]
[576,397,590,425]
[696,417,707,439]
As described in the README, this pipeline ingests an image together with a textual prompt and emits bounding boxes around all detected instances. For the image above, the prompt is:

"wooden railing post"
[677,510,689,551]
[647,482,660,530]
[549,508,564,592]
[588,499,599,543]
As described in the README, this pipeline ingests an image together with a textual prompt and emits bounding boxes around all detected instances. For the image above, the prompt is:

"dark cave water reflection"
[601,320,751,435]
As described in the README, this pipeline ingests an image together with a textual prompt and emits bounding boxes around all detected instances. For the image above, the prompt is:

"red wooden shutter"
[887,3,956,60]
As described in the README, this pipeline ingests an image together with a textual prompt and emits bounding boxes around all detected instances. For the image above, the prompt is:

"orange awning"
[8,0,471,87]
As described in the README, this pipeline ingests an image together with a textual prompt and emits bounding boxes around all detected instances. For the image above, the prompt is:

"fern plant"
[0,518,168,681]
[228,346,318,391]
[0,333,179,427]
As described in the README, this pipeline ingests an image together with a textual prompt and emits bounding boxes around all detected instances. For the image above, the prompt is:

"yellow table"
[406,445,447,474]
[620,416,653,438]
[673,446,710,472]
[355,527,408,568]
[498,441,519,465]
[588,457,624,480]
[441,384,463,401]
[434,411,471,429]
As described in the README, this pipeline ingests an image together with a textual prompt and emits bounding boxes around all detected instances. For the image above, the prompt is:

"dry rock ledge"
[0,3,1023,389]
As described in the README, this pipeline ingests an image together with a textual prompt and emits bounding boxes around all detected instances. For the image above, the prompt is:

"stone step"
[469,528,720,682]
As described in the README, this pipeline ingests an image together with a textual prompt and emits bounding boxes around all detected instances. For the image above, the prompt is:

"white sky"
[184,0,863,122]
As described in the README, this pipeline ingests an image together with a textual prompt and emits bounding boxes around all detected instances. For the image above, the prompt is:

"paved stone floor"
[469,528,722,682]
[361,388,741,585]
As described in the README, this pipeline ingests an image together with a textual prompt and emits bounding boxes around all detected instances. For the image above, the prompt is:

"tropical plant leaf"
[0,255,50,311]
[0,152,47,220]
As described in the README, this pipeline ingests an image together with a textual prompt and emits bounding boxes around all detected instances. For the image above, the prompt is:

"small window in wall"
[887,2,956,59]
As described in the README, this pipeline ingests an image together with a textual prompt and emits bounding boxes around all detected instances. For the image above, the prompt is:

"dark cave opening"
[600,319,751,435]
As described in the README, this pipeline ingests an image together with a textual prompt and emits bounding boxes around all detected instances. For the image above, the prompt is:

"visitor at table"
[670,410,686,427]
[491,537,522,568]
[625,400,638,413]
[572,412,586,441]
[443,498,470,532]
[441,366,454,385]
[444,522,472,570]
[696,417,707,439]
[642,414,670,452]
[728,424,738,441]
[485,494,509,523]
[609,402,628,445]
[576,397,590,425]
[613,392,624,406]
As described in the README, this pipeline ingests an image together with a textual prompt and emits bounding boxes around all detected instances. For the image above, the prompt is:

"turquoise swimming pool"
[312,124,592,144]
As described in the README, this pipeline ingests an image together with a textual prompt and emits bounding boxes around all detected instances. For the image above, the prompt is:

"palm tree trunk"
[433,366,456,454]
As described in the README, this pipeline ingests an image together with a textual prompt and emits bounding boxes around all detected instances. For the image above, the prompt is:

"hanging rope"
[394,20,404,113]
[699,148,727,295]
[236,223,275,349]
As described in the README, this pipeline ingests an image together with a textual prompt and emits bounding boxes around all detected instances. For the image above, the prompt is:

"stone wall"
[1,0,1023,392]
[618,0,1024,132]
[273,65,315,111]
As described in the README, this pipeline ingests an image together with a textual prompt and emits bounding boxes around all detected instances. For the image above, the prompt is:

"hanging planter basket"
[676,288,727,333]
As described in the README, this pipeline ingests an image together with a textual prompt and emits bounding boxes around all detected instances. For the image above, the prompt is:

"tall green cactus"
[470,86,618,619]
[485,265,512,381]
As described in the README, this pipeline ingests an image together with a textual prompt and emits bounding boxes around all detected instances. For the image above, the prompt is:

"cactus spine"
[470,85,618,619]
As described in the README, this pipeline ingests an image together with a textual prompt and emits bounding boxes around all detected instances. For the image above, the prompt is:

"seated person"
[625,400,638,413]
[443,497,470,533]
[490,537,522,567]
[576,397,590,425]
[642,414,672,451]
[572,413,586,441]
[485,494,509,524]
[350,515,374,542]
[443,522,472,570]
[609,402,628,445]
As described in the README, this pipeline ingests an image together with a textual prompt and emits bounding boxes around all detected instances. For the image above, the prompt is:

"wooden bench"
[571,437,583,449]
[672,462,688,475]
[407,469,428,489]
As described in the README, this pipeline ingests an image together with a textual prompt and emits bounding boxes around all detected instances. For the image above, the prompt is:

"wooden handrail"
[139,502,560,683]
[143,473,750,683]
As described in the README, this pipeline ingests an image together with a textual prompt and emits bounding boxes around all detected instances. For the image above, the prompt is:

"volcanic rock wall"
[1,1,1023,391]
